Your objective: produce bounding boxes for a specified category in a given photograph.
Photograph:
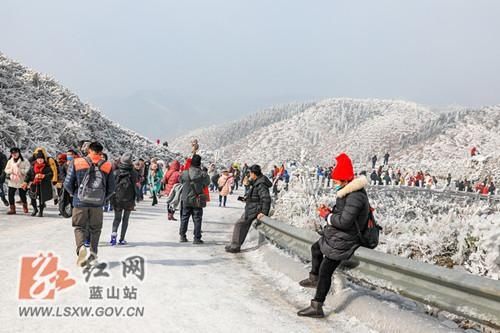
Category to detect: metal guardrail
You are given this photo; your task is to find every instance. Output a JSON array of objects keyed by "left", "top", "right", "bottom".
[
  {"left": 370, "top": 185, "right": 500, "bottom": 202},
  {"left": 300, "top": 175, "right": 500, "bottom": 202},
  {"left": 256, "top": 216, "right": 500, "bottom": 329}
]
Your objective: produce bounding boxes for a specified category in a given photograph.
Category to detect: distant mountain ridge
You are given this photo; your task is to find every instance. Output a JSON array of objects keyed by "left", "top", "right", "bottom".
[{"left": 173, "top": 97, "right": 500, "bottom": 180}]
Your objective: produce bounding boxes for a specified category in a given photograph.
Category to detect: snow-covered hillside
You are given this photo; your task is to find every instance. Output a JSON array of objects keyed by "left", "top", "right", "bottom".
[
  {"left": 174, "top": 98, "right": 500, "bottom": 181},
  {"left": 170, "top": 102, "right": 314, "bottom": 155},
  {"left": 0, "top": 52, "right": 176, "bottom": 159}
]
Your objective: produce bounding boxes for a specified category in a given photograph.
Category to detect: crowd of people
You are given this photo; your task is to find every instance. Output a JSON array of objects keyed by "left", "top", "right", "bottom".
[
  {"left": 0, "top": 139, "right": 274, "bottom": 263},
  {"left": 311, "top": 152, "right": 497, "bottom": 196},
  {"left": 1, "top": 141, "right": 383, "bottom": 319}
]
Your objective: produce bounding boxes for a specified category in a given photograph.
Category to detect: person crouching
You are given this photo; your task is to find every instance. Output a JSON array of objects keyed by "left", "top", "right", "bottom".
[{"left": 297, "top": 153, "right": 369, "bottom": 318}]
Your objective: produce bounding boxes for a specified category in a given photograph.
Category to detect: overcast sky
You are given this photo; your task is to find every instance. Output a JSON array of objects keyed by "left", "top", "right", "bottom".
[{"left": 2, "top": 0, "right": 499, "bottom": 139}]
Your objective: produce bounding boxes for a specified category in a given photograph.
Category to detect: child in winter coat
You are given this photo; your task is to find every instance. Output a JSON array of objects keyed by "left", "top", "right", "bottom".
[{"left": 218, "top": 170, "right": 234, "bottom": 207}]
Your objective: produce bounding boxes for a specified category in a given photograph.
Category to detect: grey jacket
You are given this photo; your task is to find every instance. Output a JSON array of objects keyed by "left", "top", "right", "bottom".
[{"left": 180, "top": 167, "right": 210, "bottom": 208}]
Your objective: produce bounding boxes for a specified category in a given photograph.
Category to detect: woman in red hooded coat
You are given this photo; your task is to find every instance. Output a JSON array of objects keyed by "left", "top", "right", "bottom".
[
  {"left": 163, "top": 160, "right": 181, "bottom": 196},
  {"left": 163, "top": 160, "right": 181, "bottom": 220}
]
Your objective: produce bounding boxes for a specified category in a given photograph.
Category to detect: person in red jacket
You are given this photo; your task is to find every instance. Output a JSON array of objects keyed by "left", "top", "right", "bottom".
[{"left": 163, "top": 160, "right": 181, "bottom": 220}]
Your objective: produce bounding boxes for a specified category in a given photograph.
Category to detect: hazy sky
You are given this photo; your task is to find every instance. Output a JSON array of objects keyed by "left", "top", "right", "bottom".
[{"left": 2, "top": 0, "right": 500, "bottom": 139}]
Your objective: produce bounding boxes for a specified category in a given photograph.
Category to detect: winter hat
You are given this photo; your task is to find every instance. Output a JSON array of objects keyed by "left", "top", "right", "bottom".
[
  {"left": 120, "top": 153, "right": 133, "bottom": 166},
  {"left": 191, "top": 154, "right": 202, "bottom": 167},
  {"left": 331, "top": 153, "right": 354, "bottom": 181},
  {"left": 35, "top": 151, "right": 45, "bottom": 160},
  {"left": 57, "top": 153, "right": 67, "bottom": 163}
]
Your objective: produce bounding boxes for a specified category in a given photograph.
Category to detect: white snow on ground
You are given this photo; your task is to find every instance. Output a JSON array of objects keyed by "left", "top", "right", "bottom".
[
  {"left": 271, "top": 175, "right": 500, "bottom": 280},
  {"left": 0, "top": 191, "right": 469, "bottom": 333}
]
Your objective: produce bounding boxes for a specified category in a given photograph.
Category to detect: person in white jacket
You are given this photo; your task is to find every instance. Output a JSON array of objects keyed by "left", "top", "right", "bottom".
[{"left": 4, "top": 147, "right": 31, "bottom": 215}]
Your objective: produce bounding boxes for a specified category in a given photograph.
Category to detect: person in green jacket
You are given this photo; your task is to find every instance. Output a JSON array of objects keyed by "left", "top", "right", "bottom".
[{"left": 148, "top": 161, "right": 164, "bottom": 206}]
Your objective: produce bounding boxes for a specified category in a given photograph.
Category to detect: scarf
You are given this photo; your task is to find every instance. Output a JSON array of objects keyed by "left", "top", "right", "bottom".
[
  {"left": 10, "top": 158, "right": 22, "bottom": 183},
  {"left": 33, "top": 162, "right": 46, "bottom": 185}
]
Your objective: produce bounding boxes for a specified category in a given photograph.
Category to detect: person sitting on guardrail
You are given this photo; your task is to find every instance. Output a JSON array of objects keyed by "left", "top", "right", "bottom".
[
  {"left": 297, "top": 153, "right": 369, "bottom": 318},
  {"left": 225, "top": 164, "right": 272, "bottom": 253}
]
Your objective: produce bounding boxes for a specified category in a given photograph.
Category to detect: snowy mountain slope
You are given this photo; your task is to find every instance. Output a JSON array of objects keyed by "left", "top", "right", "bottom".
[
  {"left": 176, "top": 97, "right": 500, "bottom": 181},
  {"left": 0, "top": 52, "right": 176, "bottom": 159},
  {"left": 395, "top": 105, "right": 500, "bottom": 181},
  {"left": 169, "top": 102, "right": 314, "bottom": 154}
]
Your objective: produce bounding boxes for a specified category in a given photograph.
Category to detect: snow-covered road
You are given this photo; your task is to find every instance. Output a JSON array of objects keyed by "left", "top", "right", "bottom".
[{"left": 0, "top": 193, "right": 463, "bottom": 333}]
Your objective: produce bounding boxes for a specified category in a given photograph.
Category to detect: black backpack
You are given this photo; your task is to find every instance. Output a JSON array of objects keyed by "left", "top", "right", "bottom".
[
  {"left": 355, "top": 204, "right": 382, "bottom": 249},
  {"left": 78, "top": 157, "right": 107, "bottom": 205},
  {"left": 114, "top": 173, "right": 135, "bottom": 204}
]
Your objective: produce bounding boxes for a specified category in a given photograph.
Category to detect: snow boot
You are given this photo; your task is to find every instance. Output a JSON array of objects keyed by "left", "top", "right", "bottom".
[
  {"left": 38, "top": 206, "right": 44, "bottom": 217},
  {"left": 179, "top": 235, "right": 188, "bottom": 243},
  {"left": 225, "top": 245, "right": 241, "bottom": 253},
  {"left": 168, "top": 212, "right": 177, "bottom": 221},
  {"left": 31, "top": 205, "right": 38, "bottom": 217},
  {"left": 297, "top": 300, "right": 325, "bottom": 318},
  {"left": 110, "top": 233, "right": 117, "bottom": 246},
  {"left": 22, "top": 203, "right": 29, "bottom": 214},
  {"left": 299, "top": 273, "right": 319, "bottom": 288},
  {"left": 77, "top": 246, "right": 88, "bottom": 267},
  {"left": 7, "top": 204, "right": 16, "bottom": 215}
]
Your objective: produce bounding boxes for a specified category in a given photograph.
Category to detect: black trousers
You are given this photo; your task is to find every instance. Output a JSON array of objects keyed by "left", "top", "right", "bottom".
[
  {"left": 112, "top": 208, "right": 131, "bottom": 241},
  {"left": 219, "top": 195, "right": 227, "bottom": 206},
  {"left": 310, "top": 241, "right": 341, "bottom": 303},
  {"left": 8, "top": 187, "right": 27, "bottom": 205},
  {"left": 179, "top": 204, "right": 203, "bottom": 240}
]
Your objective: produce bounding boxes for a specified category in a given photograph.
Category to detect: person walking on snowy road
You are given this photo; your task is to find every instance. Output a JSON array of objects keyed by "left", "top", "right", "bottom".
[
  {"left": 225, "top": 164, "right": 272, "bottom": 253},
  {"left": 179, "top": 154, "right": 210, "bottom": 244},
  {"left": 110, "top": 153, "right": 138, "bottom": 246},
  {"left": 371, "top": 155, "right": 377, "bottom": 169},
  {"left": 22, "top": 150, "right": 53, "bottom": 217},
  {"left": 162, "top": 160, "right": 181, "bottom": 220},
  {"left": 64, "top": 141, "right": 115, "bottom": 267},
  {"left": 383, "top": 152, "right": 390, "bottom": 165},
  {"left": 148, "top": 161, "right": 163, "bottom": 206},
  {"left": 0, "top": 150, "right": 9, "bottom": 207},
  {"left": 5, "top": 148, "right": 30, "bottom": 215},
  {"left": 217, "top": 169, "right": 233, "bottom": 207},
  {"left": 297, "top": 153, "right": 369, "bottom": 318}
]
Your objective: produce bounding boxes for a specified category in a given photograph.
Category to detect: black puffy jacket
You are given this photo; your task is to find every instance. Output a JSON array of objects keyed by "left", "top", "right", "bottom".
[
  {"left": 0, "top": 152, "right": 7, "bottom": 184},
  {"left": 319, "top": 176, "right": 370, "bottom": 261},
  {"left": 244, "top": 175, "right": 272, "bottom": 221}
]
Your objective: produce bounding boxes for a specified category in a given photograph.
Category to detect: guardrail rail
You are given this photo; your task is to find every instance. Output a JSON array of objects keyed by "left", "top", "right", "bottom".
[{"left": 256, "top": 216, "right": 500, "bottom": 329}]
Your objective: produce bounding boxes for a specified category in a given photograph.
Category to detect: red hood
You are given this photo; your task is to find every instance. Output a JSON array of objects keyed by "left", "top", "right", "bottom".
[{"left": 170, "top": 160, "right": 180, "bottom": 172}]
